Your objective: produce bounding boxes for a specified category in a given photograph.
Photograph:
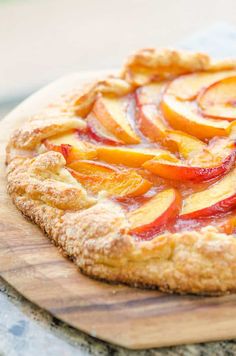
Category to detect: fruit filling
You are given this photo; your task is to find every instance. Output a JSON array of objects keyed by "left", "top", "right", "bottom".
[{"left": 44, "top": 69, "right": 236, "bottom": 239}]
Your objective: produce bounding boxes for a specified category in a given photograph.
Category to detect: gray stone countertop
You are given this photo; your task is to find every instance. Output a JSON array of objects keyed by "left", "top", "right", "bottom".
[{"left": 2, "top": 276, "right": 236, "bottom": 356}]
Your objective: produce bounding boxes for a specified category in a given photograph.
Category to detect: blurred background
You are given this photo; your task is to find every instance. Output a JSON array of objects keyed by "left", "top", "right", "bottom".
[{"left": 1, "top": 0, "right": 236, "bottom": 118}]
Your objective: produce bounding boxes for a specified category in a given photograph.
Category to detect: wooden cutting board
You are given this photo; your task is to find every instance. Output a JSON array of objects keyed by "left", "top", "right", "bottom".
[{"left": 1, "top": 71, "right": 236, "bottom": 350}]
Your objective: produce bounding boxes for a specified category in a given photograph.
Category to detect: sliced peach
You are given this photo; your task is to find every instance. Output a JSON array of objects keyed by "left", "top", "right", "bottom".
[
  {"left": 161, "top": 94, "right": 229, "bottom": 139},
  {"left": 68, "top": 159, "right": 119, "bottom": 175},
  {"left": 44, "top": 131, "right": 97, "bottom": 164},
  {"left": 136, "top": 104, "right": 167, "bottom": 142},
  {"left": 206, "top": 134, "right": 236, "bottom": 159},
  {"left": 70, "top": 169, "right": 152, "bottom": 198},
  {"left": 198, "top": 76, "right": 236, "bottom": 120},
  {"left": 167, "top": 70, "right": 236, "bottom": 101},
  {"left": 166, "top": 130, "right": 206, "bottom": 159},
  {"left": 143, "top": 151, "right": 235, "bottom": 182},
  {"left": 180, "top": 167, "right": 236, "bottom": 219},
  {"left": 128, "top": 189, "right": 181, "bottom": 239},
  {"left": 92, "top": 95, "right": 140, "bottom": 144},
  {"left": 86, "top": 113, "right": 124, "bottom": 145},
  {"left": 135, "top": 82, "right": 170, "bottom": 142},
  {"left": 97, "top": 146, "right": 175, "bottom": 168}
]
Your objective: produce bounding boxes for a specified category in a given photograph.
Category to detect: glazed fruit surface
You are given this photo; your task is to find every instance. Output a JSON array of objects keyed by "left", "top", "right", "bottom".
[{"left": 44, "top": 71, "right": 236, "bottom": 239}]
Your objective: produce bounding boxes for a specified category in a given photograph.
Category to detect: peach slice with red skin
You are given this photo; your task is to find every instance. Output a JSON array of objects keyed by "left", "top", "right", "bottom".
[
  {"left": 166, "top": 130, "right": 206, "bottom": 159},
  {"left": 92, "top": 95, "right": 140, "bottom": 144},
  {"left": 161, "top": 94, "right": 229, "bottom": 139},
  {"left": 70, "top": 168, "right": 152, "bottom": 198},
  {"left": 180, "top": 167, "right": 236, "bottom": 219},
  {"left": 143, "top": 151, "right": 235, "bottom": 182},
  {"left": 198, "top": 76, "right": 236, "bottom": 120},
  {"left": 135, "top": 82, "right": 170, "bottom": 143},
  {"left": 97, "top": 146, "right": 175, "bottom": 168},
  {"left": 167, "top": 70, "right": 236, "bottom": 101},
  {"left": 44, "top": 131, "right": 97, "bottom": 164},
  {"left": 128, "top": 189, "right": 181, "bottom": 239},
  {"left": 86, "top": 114, "right": 124, "bottom": 146},
  {"left": 136, "top": 104, "right": 167, "bottom": 142}
]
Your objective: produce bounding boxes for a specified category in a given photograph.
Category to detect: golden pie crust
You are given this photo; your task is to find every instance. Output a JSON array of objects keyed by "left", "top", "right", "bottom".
[{"left": 6, "top": 49, "right": 236, "bottom": 295}]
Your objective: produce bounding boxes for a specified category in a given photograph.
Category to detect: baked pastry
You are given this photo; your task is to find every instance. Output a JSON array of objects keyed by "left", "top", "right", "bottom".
[{"left": 6, "top": 48, "right": 236, "bottom": 295}]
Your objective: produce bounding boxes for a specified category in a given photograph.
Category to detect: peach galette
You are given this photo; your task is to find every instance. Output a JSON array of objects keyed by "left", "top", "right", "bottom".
[{"left": 6, "top": 49, "right": 236, "bottom": 294}]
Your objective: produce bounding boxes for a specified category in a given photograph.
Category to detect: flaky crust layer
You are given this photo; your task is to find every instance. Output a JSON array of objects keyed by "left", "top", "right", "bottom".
[{"left": 6, "top": 48, "right": 236, "bottom": 295}]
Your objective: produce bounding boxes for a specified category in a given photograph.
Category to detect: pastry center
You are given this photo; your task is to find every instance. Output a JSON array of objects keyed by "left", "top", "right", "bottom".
[{"left": 44, "top": 71, "right": 236, "bottom": 239}]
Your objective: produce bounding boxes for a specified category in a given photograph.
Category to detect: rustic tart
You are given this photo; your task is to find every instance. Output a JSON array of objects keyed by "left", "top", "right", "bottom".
[{"left": 6, "top": 49, "right": 236, "bottom": 295}]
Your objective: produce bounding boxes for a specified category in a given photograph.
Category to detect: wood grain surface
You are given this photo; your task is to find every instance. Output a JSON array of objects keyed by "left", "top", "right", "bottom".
[{"left": 1, "top": 71, "right": 236, "bottom": 350}]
